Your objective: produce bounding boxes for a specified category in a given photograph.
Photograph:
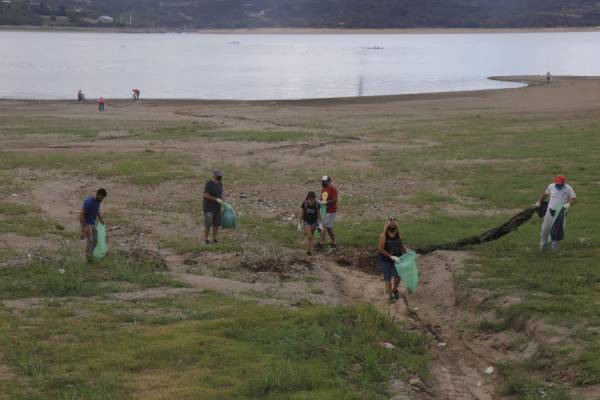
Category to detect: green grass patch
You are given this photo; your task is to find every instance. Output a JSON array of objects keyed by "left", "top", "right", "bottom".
[
  {"left": 410, "top": 192, "right": 455, "bottom": 205},
  {"left": 134, "top": 125, "right": 330, "bottom": 142},
  {"left": 0, "top": 125, "right": 99, "bottom": 138},
  {"left": 0, "top": 202, "right": 38, "bottom": 216},
  {"left": 96, "top": 152, "right": 196, "bottom": 185},
  {"left": 0, "top": 202, "right": 62, "bottom": 237},
  {"left": 0, "top": 151, "right": 198, "bottom": 186},
  {"left": 0, "top": 293, "right": 428, "bottom": 399},
  {"left": 0, "top": 251, "right": 181, "bottom": 300},
  {"left": 499, "top": 367, "right": 572, "bottom": 400}
]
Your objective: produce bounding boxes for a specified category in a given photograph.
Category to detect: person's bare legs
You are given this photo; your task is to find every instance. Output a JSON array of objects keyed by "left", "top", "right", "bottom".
[
  {"left": 84, "top": 225, "right": 97, "bottom": 262},
  {"left": 204, "top": 224, "right": 211, "bottom": 243},
  {"left": 326, "top": 228, "right": 336, "bottom": 247},
  {"left": 392, "top": 276, "right": 400, "bottom": 293},
  {"left": 385, "top": 280, "right": 392, "bottom": 296},
  {"left": 212, "top": 226, "right": 219, "bottom": 242},
  {"left": 305, "top": 225, "right": 314, "bottom": 254}
]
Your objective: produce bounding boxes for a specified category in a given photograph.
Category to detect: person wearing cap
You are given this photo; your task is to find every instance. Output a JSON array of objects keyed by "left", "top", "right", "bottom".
[
  {"left": 536, "top": 175, "right": 576, "bottom": 252},
  {"left": 318, "top": 175, "right": 338, "bottom": 250},
  {"left": 203, "top": 170, "right": 224, "bottom": 245},
  {"left": 378, "top": 218, "right": 408, "bottom": 303}
]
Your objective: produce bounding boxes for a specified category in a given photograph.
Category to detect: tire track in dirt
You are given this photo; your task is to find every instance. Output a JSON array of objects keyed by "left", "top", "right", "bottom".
[{"left": 324, "top": 251, "right": 501, "bottom": 400}]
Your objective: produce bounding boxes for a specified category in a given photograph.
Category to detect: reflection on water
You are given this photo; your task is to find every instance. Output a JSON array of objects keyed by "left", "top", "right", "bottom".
[
  {"left": 357, "top": 75, "right": 365, "bottom": 97},
  {"left": 1, "top": 31, "right": 599, "bottom": 100}
]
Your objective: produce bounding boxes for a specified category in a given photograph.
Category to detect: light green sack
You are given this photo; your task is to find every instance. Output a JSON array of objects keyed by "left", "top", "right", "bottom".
[
  {"left": 221, "top": 202, "right": 237, "bottom": 229},
  {"left": 318, "top": 204, "right": 327, "bottom": 238},
  {"left": 394, "top": 251, "right": 419, "bottom": 294},
  {"left": 93, "top": 223, "right": 107, "bottom": 259}
]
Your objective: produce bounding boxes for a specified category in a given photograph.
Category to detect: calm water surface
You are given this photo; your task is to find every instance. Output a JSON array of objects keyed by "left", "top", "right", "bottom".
[{"left": 1, "top": 31, "right": 600, "bottom": 100}]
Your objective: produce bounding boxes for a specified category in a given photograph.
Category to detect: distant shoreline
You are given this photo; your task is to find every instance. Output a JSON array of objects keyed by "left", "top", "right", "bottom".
[
  {"left": 2, "top": 25, "right": 600, "bottom": 34},
  {"left": 4, "top": 76, "right": 593, "bottom": 104}
]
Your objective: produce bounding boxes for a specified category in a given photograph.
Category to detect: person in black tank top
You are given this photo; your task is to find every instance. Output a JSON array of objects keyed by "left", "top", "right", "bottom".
[
  {"left": 299, "top": 191, "right": 322, "bottom": 256},
  {"left": 378, "top": 218, "right": 408, "bottom": 303}
]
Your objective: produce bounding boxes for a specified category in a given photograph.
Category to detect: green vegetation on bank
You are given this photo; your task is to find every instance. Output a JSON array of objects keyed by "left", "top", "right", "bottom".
[
  {"left": 0, "top": 250, "right": 180, "bottom": 299},
  {"left": 2, "top": 0, "right": 600, "bottom": 29},
  {"left": 0, "top": 293, "right": 428, "bottom": 399},
  {"left": 1, "top": 101, "right": 599, "bottom": 399}
]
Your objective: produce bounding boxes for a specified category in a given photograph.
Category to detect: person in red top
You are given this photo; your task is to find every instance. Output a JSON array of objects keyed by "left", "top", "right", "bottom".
[{"left": 318, "top": 175, "right": 338, "bottom": 250}]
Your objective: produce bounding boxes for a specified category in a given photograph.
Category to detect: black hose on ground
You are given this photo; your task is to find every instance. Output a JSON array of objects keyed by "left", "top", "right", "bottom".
[{"left": 415, "top": 206, "right": 541, "bottom": 255}]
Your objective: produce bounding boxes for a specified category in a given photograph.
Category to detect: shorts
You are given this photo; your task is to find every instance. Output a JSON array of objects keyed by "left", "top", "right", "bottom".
[
  {"left": 323, "top": 213, "right": 336, "bottom": 229},
  {"left": 378, "top": 254, "right": 400, "bottom": 282},
  {"left": 204, "top": 211, "right": 221, "bottom": 228},
  {"left": 303, "top": 221, "right": 319, "bottom": 232}
]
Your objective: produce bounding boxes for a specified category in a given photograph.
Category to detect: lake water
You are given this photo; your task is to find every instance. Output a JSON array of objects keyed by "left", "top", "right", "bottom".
[{"left": 1, "top": 31, "right": 600, "bottom": 100}]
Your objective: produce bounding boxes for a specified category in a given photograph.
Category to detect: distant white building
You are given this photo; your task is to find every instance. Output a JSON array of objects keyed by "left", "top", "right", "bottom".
[{"left": 97, "top": 15, "right": 114, "bottom": 23}]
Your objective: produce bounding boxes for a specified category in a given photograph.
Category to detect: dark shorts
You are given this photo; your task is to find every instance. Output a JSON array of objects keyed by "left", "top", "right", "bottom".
[
  {"left": 378, "top": 254, "right": 400, "bottom": 282},
  {"left": 303, "top": 220, "right": 319, "bottom": 232},
  {"left": 204, "top": 211, "right": 221, "bottom": 228}
]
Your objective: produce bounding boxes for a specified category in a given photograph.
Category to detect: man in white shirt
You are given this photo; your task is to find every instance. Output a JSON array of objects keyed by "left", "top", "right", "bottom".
[{"left": 536, "top": 175, "right": 576, "bottom": 251}]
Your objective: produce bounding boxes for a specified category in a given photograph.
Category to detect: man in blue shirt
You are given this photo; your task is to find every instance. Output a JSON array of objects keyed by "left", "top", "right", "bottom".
[{"left": 80, "top": 188, "right": 107, "bottom": 262}]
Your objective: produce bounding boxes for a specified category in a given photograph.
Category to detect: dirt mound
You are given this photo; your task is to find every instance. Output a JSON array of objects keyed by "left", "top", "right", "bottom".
[
  {"left": 126, "top": 248, "right": 168, "bottom": 270},
  {"left": 239, "top": 253, "right": 313, "bottom": 273},
  {"left": 335, "top": 248, "right": 379, "bottom": 275}
]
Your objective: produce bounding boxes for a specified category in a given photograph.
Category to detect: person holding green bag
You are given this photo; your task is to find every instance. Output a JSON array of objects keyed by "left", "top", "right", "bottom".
[
  {"left": 536, "top": 175, "right": 576, "bottom": 252},
  {"left": 318, "top": 175, "right": 338, "bottom": 251},
  {"left": 80, "top": 188, "right": 107, "bottom": 263},
  {"left": 203, "top": 170, "right": 224, "bottom": 245},
  {"left": 378, "top": 218, "right": 408, "bottom": 304}
]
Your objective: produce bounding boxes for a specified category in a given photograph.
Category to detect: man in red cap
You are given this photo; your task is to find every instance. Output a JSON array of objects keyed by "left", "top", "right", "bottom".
[{"left": 536, "top": 175, "right": 576, "bottom": 251}]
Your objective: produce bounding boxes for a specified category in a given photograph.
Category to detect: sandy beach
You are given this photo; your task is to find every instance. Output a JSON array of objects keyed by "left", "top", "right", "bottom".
[{"left": 2, "top": 75, "right": 599, "bottom": 121}]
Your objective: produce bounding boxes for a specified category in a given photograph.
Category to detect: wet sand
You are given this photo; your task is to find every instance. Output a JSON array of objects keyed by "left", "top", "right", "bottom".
[{"left": 1, "top": 76, "right": 599, "bottom": 122}]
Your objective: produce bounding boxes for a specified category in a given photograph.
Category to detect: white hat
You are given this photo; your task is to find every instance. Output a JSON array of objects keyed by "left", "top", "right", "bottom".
[{"left": 321, "top": 175, "right": 330, "bottom": 182}]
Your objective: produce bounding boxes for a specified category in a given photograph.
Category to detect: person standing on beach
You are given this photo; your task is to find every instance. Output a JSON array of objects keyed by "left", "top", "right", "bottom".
[
  {"left": 546, "top": 72, "right": 552, "bottom": 83},
  {"left": 132, "top": 88, "right": 140, "bottom": 100},
  {"left": 299, "top": 191, "right": 321, "bottom": 256},
  {"left": 98, "top": 96, "right": 105, "bottom": 112},
  {"left": 77, "top": 89, "right": 84, "bottom": 104},
  {"left": 536, "top": 175, "right": 576, "bottom": 252},
  {"left": 318, "top": 175, "right": 338, "bottom": 251},
  {"left": 378, "top": 218, "right": 408, "bottom": 303},
  {"left": 80, "top": 189, "right": 107, "bottom": 262},
  {"left": 203, "top": 170, "right": 224, "bottom": 245}
]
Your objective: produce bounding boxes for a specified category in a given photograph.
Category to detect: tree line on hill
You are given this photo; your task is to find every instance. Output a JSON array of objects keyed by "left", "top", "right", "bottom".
[{"left": 2, "top": 0, "right": 600, "bottom": 29}]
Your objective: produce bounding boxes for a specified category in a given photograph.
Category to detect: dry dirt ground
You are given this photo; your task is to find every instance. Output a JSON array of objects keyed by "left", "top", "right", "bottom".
[{"left": 1, "top": 76, "right": 600, "bottom": 399}]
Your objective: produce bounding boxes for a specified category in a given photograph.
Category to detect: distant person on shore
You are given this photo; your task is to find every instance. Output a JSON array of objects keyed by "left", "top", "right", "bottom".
[
  {"left": 203, "top": 170, "right": 224, "bottom": 245},
  {"left": 98, "top": 96, "right": 105, "bottom": 112},
  {"left": 77, "top": 89, "right": 84, "bottom": 104},
  {"left": 546, "top": 72, "right": 552, "bottom": 83},
  {"left": 80, "top": 188, "right": 107, "bottom": 263},
  {"left": 536, "top": 175, "right": 576, "bottom": 252},
  {"left": 378, "top": 218, "right": 408, "bottom": 303},
  {"left": 132, "top": 88, "right": 140, "bottom": 100},
  {"left": 299, "top": 191, "right": 322, "bottom": 256},
  {"left": 318, "top": 175, "right": 338, "bottom": 251}
]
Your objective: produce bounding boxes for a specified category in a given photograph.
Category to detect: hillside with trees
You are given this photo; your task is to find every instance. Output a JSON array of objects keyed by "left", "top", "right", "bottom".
[{"left": 2, "top": 0, "right": 600, "bottom": 29}]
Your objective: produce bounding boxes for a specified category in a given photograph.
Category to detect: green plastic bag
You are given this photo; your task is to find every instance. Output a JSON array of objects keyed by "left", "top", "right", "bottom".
[
  {"left": 394, "top": 251, "right": 419, "bottom": 294},
  {"left": 221, "top": 202, "right": 237, "bottom": 229},
  {"left": 318, "top": 204, "right": 327, "bottom": 238},
  {"left": 93, "top": 223, "right": 107, "bottom": 259}
]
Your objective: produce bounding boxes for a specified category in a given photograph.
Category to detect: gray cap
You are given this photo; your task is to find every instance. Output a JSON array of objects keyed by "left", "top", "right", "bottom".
[{"left": 213, "top": 170, "right": 223, "bottom": 177}]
